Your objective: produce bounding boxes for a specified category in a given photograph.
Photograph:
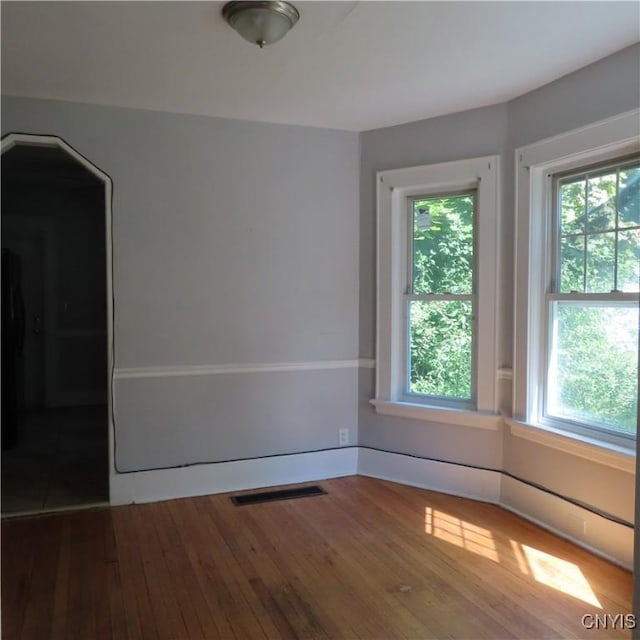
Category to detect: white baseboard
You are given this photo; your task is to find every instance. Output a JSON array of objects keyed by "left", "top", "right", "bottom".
[
  {"left": 110, "top": 447, "right": 358, "bottom": 505},
  {"left": 357, "top": 447, "right": 502, "bottom": 503},
  {"left": 500, "top": 475, "right": 633, "bottom": 569},
  {"left": 109, "top": 446, "right": 632, "bottom": 570}
]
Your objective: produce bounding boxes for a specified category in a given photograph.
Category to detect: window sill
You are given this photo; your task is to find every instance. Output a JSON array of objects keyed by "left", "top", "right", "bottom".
[
  {"left": 370, "top": 400, "right": 502, "bottom": 431},
  {"left": 506, "top": 418, "right": 636, "bottom": 473}
]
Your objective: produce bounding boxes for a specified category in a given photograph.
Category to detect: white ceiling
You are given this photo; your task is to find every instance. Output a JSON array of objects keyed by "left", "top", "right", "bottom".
[{"left": 2, "top": 1, "right": 638, "bottom": 132}]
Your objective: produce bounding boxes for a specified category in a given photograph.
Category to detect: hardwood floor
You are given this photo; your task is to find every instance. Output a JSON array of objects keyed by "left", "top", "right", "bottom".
[{"left": 1, "top": 476, "right": 632, "bottom": 639}]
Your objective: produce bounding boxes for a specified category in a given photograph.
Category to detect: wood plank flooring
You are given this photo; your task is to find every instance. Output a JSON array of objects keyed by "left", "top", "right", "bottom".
[{"left": 1, "top": 475, "right": 633, "bottom": 639}]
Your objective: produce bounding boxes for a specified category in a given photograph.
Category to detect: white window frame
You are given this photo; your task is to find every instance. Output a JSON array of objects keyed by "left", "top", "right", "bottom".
[
  {"left": 513, "top": 109, "right": 640, "bottom": 457},
  {"left": 371, "top": 156, "right": 501, "bottom": 430}
]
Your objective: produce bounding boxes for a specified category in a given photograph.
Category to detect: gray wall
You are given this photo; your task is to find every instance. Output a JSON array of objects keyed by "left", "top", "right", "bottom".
[
  {"left": 2, "top": 98, "right": 360, "bottom": 471},
  {"left": 502, "top": 43, "right": 639, "bottom": 526},
  {"left": 507, "top": 42, "right": 640, "bottom": 398},
  {"left": 508, "top": 43, "right": 640, "bottom": 150},
  {"left": 358, "top": 103, "right": 508, "bottom": 469},
  {"left": 359, "top": 44, "right": 639, "bottom": 521}
]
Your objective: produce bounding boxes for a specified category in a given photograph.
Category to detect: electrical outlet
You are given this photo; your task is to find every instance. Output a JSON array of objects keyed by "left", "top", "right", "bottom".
[{"left": 338, "top": 428, "right": 349, "bottom": 446}]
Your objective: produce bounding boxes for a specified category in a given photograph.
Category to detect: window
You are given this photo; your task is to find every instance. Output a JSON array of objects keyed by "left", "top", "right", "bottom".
[
  {"left": 514, "top": 109, "right": 640, "bottom": 453},
  {"left": 547, "top": 159, "right": 639, "bottom": 439},
  {"left": 407, "top": 191, "right": 475, "bottom": 405},
  {"left": 372, "top": 156, "right": 500, "bottom": 429}
]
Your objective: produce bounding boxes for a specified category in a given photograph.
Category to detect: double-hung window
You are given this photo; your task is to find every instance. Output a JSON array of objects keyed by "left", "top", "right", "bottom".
[
  {"left": 407, "top": 191, "right": 475, "bottom": 406},
  {"left": 514, "top": 110, "right": 640, "bottom": 454},
  {"left": 373, "top": 156, "right": 500, "bottom": 428},
  {"left": 547, "top": 159, "right": 639, "bottom": 441}
]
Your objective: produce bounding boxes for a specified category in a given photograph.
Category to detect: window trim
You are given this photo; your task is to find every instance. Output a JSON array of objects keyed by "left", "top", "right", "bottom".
[
  {"left": 505, "top": 417, "right": 635, "bottom": 473},
  {"left": 372, "top": 155, "right": 500, "bottom": 427},
  {"left": 513, "top": 109, "right": 640, "bottom": 451}
]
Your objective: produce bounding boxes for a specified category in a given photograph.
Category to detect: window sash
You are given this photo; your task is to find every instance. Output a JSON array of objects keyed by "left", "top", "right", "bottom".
[
  {"left": 404, "top": 192, "right": 477, "bottom": 405},
  {"left": 545, "top": 292, "right": 638, "bottom": 303},
  {"left": 552, "top": 158, "right": 640, "bottom": 294},
  {"left": 403, "top": 296, "right": 476, "bottom": 406},
  {"left": 406, "top": 190, "right": 476, "bottom": 297},
  {"left": 542, "top": 293, "right": 638, "bottom": 442}
]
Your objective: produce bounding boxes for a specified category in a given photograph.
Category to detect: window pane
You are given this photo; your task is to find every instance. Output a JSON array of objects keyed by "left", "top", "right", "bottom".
[
  {"left": 587, "top": 173, "right": 616, "bottom": 232},
  {"left": 548, "top": 303, "right": 638, "bottom": 436},
  {"left": 618, "top": 166, "right": 640, "bottom": 228},
  {"left": 559, "top": 178, "right": 585, "bottom": 235},
  {"left": 409, "top": 300, "right": 472, "bottom": 399},
  {"left": 585, "top": 232, "right": 615, "bottom": 292},
  {"left": 559, "top": 235, "right": 584, "bottom": 292},
  {"left": 412, "top": 194, "right": 473, "bottom": 295},
  {"left": 617, "top": 229, "right": 640, "bottom": 292}
]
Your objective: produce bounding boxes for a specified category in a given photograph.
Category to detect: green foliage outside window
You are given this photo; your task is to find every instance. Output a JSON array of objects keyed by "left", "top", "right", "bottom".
[
  {"left": 409, "top": 194, "right": 474, "bottom": 399},
  {"left": 551, "top": 304, "right": 638, "bottom": 434},
  {"left": 410, "top": 300, "right": 473, "bottom": 398},
  {"left": 552, "top": 162, "right": 639, "bottom": 436}
]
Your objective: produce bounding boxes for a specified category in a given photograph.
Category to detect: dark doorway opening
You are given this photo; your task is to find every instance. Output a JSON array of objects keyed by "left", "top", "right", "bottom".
[{"left": 1, "top": 141, "right": 109, "bottom": 513}]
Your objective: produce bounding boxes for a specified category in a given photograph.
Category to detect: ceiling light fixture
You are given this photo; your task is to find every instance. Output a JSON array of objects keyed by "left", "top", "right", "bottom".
[{"left": 222, "top": 1, "right": 299, "bottom": 48}]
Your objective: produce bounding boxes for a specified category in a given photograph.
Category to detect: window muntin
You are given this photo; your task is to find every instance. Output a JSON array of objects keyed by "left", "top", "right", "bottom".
[
  {"left": 545, "top": 158, "right": 639, "bottom": 439},
  {"left": 406, "top": 192, "right": 476, "bottom": 403},
  {"left": 555, "top": 160, "right": 640, "bottom": 294}
]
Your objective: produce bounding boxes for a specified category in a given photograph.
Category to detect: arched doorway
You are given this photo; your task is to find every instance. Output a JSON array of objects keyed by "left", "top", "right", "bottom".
[{"left": 1, "top": 134, "right": 113, "bottom": 513}]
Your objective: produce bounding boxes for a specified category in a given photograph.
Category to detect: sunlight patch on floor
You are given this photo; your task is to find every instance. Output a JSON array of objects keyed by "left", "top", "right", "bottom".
[
  {"left": 510, "top": 539, "right": 529, "bottom": 575},
  {"left": 425, "top": 507, "right": 499, "bottom": 562},
  {"left": 520, "top": 543, "right": 602, "bottom": 608},
  {"left": 423, "top": 506, "right": 602, "bottom": 608}
]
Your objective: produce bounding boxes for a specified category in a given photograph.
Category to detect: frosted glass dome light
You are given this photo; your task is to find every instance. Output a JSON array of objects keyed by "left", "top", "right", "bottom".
[{"left": 223, "top": 1, "right": 300, "bottom": 48}]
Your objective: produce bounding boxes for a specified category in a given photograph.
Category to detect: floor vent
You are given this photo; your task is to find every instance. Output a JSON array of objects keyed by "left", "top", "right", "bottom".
[{"left": 231, "top": 485, "right": 326, "bottom": 506}]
